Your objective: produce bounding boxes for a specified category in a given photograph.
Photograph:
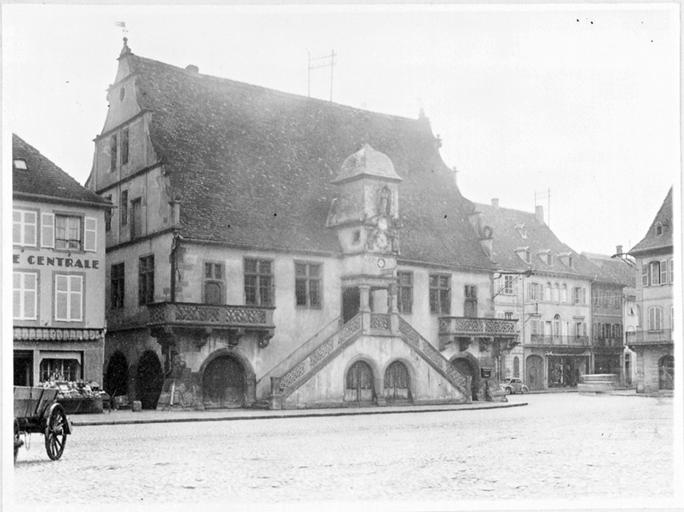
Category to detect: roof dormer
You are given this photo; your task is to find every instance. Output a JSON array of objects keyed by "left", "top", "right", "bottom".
[{"left": 538, "top": 250, "right": 552, "bottom": 266}]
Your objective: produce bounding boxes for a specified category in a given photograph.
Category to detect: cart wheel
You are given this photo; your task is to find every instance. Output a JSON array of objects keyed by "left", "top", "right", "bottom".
[
  {"left": 14, "top": 419, "right": 21, "bottom": 462},
  {"left": 45, "top": 406, "right": 68, "bottom": 461}
]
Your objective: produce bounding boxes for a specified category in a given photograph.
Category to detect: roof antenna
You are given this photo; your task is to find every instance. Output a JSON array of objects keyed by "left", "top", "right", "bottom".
[{"left": 307, "top": 50, "right": 337, "bottom": 102}]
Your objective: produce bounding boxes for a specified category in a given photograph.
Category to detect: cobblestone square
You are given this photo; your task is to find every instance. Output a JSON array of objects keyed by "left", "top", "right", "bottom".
[{"left": 13, "top": 394, "right": 674, "bottom": 506}]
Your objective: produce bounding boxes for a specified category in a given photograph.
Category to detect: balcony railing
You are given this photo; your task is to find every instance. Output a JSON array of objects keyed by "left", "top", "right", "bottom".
[
  {"left": 438, "top": 316, "right": 518, "bottom": 338},
  {"left": 528, "top": 335, "right": 590, "bottom": 347},
  {"left": 592, "top": 337, "right": 623, "bottom": 348},
  {"left": 626, "top": 329, "right": 673, "bottom": 345},
  {"left": 147, "top": 302, "right": 275, "bottom": 330}
]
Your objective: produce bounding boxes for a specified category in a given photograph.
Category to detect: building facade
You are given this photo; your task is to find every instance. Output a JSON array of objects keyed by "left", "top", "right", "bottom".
[
  {"left": 86, "top": 41, "right": 519, "bottom": 410},
  {"left": 627, "top": 188, "right": 674, "bottom": 393},
  {"left": 475, "top": 200, "right": 595, "bottom": 390},
  {"left": 584, "top": 249, "right": 636, "bottom": 385},
  {"left": 13, "top": 134, "right": 108, "bottom": 387}
]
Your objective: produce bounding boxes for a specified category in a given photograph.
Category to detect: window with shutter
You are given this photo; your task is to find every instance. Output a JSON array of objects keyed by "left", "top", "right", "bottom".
[
  {"left": 650, "top": 261, "right": 660, "bottom": 285},
  {"left": 13, "top": 271, "right": 38, "bottom": 320},
  {"left": 41, "top": 212, "right": 55, "bottom": 248},
  {"left": 13, "top": 209, "right": 37, "bottom": 247},
  {"left": 642, "top": 263, "right": 649, "bottom": 286},
  {"left": 669, "top": 259, "right": 674, "bottom": 285},
  {"left": 55, "top": 274, "right": 83, "bottom": 322},
  {"left": 84, "top": 217, "right": 97, "bottom": 252},
  {"left": 660, "top": 260, "right": 668, "bottom": 285}
]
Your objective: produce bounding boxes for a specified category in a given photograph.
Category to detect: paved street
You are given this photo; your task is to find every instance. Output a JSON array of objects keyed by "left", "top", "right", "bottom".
[{"left": 13, "top": 393, "right": 673, "bottom": 505}]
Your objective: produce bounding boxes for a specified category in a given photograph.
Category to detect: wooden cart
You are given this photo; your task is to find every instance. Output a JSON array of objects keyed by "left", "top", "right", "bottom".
[{"left": 14, "top": 386, "right": 72, "bottom": 462}]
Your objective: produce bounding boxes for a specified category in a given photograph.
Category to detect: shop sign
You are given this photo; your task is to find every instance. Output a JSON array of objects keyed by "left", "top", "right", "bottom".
[
  {"left": 13, "top": 253, "right": 100, "bottom": 269},
  {"left": 480, "top": 367, "right": 492, "bottom": 378}
]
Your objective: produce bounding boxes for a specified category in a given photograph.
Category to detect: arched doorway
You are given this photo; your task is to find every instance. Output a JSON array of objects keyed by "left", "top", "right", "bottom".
[
  {"left": 658, "top": 355, "right": 674, "bottom": 390},
  {"left": 136, "top": 351, "right": 164, "bottom": 409},
  {"left": 384, "top": 361, "right": 410, "bottom": 402},
  {"left": 526, "top": 355, "right": 544, "bottom": 391},
  {"left": 104, "top": 351, "right": 129, "bottom": 397},
  {"left": 451, "top": 356, "right": 479, "bottom": 401},
  {"left": 202, "top": 355, "right": 245, "bottom": 408},
  {"left": 345, "top": 360, "right": 375, "bottom": 404}
]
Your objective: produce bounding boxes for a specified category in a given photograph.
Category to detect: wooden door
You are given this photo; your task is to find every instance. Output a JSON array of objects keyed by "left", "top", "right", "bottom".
[
  {"left": 203, "top": 356, "right": 245, "bottom": 408},
  {"left": 342, "top": 287, "right": 360, "bottom": 323},
  {"left": 384, "top": 361, "right": 410, "bottom": 402},
  {"left": 526, "top": 355, "right": 544, "bottom": 391},
  {"left": 659, "top": 356, "right": 674, "bottom": 390},
  {"left": 345, "top": 361, "right": 374, "bottom": 403}
]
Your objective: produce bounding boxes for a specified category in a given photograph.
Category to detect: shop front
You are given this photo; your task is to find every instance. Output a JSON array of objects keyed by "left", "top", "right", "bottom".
[{"left": 546, "top": 354, "right": 590, "bottom": 388}]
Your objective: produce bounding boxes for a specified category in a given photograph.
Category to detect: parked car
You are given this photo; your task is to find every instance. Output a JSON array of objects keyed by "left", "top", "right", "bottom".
[{"left": 501, "top": 378, "right": 528, "bottom": 395}]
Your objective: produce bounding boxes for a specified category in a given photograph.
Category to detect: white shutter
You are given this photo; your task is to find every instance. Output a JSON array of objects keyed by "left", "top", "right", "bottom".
[
  {"left": 41, "top": 212, "right": 55, "bottom": 248},
  {"left": 84, "top": 217, "right": 97, "bottom": 252}
]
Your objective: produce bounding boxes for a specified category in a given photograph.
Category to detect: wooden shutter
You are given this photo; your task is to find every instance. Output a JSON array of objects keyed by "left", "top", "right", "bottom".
[
  {"left": 84, "top": 217, "right": 97, "bottom": 252},
  {"left": 41, "top": 212, "right": 55, "bottom": 248}
]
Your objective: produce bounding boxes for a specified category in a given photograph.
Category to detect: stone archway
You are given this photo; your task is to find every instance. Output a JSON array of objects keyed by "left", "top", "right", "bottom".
[
  {"left": 199, "top": 349, "right": 256, "bottom": 408},
  {"left": 104, "top": 351, "right": 129, "bottom": 397},
  {"left": 383, "top": 360, "right": 411, "bottom": 403},
  {"left": 136, "top": 350, "right": 164, "bottom": 410},
  {"left": 450, "top": 352, "right": 480, "bottom": 401}
]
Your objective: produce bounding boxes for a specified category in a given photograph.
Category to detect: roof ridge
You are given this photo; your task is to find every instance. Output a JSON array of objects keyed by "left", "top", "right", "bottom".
[{"left": 129, "top": 54, "right": 430, "bottom": 128}]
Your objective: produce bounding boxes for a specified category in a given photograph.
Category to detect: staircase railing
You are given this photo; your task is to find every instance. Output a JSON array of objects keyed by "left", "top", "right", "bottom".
[
  {"left": 398, "top": 316, "right": 470, "bottom": 395},
  {"left": 272, "top": 313, "right": 364, "bottom": 405}
]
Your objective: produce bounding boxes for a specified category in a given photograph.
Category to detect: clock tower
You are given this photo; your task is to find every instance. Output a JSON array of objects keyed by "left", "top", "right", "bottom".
[{"left": 327, "top": 144, "right": 402, "bottom": 320}]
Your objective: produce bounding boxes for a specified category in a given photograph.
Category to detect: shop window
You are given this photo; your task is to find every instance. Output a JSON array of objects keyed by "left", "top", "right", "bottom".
[
  {"left": 429, "top": 275, "right": 451, "bottom": 315},
  {"left": 111, "top": 263, "right": 125, "bottom": 309},
  {"left": 55, "top": 215, "right": 82, "bottom": 250},
  {"left": 244, "top": 258, "right": 274, "bottom": 306},
  {"left": 13, "top": 271, "right": 38, "bottom": 320},
  {"left": 55, "top": 274, "right": 83, "bottom": 322},
  {"left": 397, "top": 271, "right": 413, "bottom": 314},
  {"left": 13, "top": 209, "right": 37, "bottom": 247},
  {"left": 138, "top": 255, "right": 155, "bottom": 305},
  {"left": 204, "top": 262, "right": 225, "bottom": 305},
  {"left": 40, "top": 358, "right": 81, "bottom": 382}
]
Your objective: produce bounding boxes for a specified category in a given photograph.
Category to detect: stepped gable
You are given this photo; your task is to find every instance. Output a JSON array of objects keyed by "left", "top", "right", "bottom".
[
  {"left": 13, "top": 134, "right": 108, "bottom": 205},
  {"left": 475, "top": 202, "right": 597, "bottom": 278},
  {"left": 125, "top": 54, "right": 491, "bottom": 270},
  {"left": 583, "top": 253, "right": 637, "bottom": 287},
  {"left": 629, "top": 187, "right": 673, "bottom": 255}
]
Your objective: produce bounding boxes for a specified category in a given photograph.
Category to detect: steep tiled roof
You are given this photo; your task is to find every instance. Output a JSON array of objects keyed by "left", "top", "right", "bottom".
[
  {"left": 582, "top": 253, "right": 636, "bottom": 287},
  {"left": 629, "top": 187, "right": 673, "bottom": 255},
  {"left": 13, "top": 134, "right": 108, "bottom": 206},
  {"left": 475, "top": 202, "right": 597, "bottom": 279},
  {"left": 125, "top": 54, "right": 491, "bottom": 270}
]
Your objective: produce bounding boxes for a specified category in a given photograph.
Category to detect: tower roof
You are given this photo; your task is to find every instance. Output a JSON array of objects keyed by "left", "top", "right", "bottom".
[{"left": 332, "top": 143, "right": 402, "bottom": 184}]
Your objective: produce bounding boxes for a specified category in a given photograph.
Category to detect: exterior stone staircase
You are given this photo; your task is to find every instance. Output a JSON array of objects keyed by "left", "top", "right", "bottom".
[{"left": 268, "top": 312, "right": 471, "bottom": 409}]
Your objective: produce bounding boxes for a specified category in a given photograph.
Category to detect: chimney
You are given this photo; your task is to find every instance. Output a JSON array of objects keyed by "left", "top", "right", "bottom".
[
  {"left": 491, "top": 198, "right": 499, "bottom": 208},
  {"left": 185, "top": 64, "right": 199, "bottom": 73},
  {"left": 535, "top": 205, "right": 545, "bottom": 224},
  {"left": 616, "top": 245, "right": 623, "bottom": 257}
]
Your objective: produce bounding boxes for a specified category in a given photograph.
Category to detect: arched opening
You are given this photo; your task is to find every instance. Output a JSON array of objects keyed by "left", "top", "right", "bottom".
[
  {"left": 136, "top": 350, "right": 164, "bottom": 409},
  {"left": 202, "top": 355, "right": 246, "bottom": 408},
  {"left": 658, "top": 355, "right": 674, "bottom": 390},
  {"left": 384, "top": 360, "right": 411, "bottom": 403},
  {"left": 104, "top": 351, "right": 129, "bottom": 397},
  {"left": 513, "top": 356, "right": 520, "bottom": 378},
  {"left": 451, "top": 354, "right": 480, "bottom": 401},
  {"left": 345, "top": 360, "right": 375, "bottom": 404},
  {"left": 526, "top": 355, "right": 544, "bottom": 391}
]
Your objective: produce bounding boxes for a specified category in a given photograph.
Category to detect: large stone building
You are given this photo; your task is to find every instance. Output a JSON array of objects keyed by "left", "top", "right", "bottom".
[
  {"left": 583, "top": 249, "right": 636, "bottom": 385},
  {"left": 13, "top": 134, "right": 108, "bottom": 386},
  {"left": 627, "top": 188, "right": 674, "bottom": 393},
  {"left": 85, "top": 40, "right": 519, "bottom": 409},
  {"left": 474, "top": 199, "right": 596, "bottom": 390}
]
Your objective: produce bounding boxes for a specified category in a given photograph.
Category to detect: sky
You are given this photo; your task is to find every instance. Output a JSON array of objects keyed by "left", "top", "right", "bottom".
[{"left": 2, "top": 3, "right": 680, "bottom": 256}]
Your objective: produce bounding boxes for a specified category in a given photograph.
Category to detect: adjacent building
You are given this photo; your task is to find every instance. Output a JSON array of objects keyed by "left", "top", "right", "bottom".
[
  {"left": 627, "top": 188, "right": 674, "bottom": 393},
  {"left": 474, "top": 199, "right": 596, "bottom": 390},
  {"left": 12, "top": 134, "right": 109, "bottom": 387},
  {"left": 583, "top": 249, "right": 636, "bottom": 385},
  {"left": 85, "top": 40, "right": 519, "bottom": 410}
]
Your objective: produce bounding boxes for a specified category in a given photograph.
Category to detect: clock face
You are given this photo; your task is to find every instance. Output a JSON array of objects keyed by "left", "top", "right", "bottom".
[
  {"left": 377, "top": 258, "right": 386, "bottom": 269},
  {"left": 375, "top": 231, "right": 389, "bottom": 250}
]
